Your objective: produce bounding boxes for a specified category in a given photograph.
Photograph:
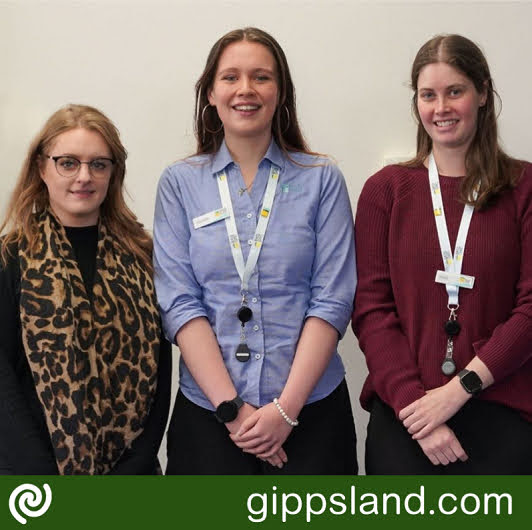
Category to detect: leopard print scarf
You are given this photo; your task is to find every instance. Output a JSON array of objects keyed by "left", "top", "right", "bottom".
[{"left": 19, "top": 210, "right": 160, "bottom": 474}]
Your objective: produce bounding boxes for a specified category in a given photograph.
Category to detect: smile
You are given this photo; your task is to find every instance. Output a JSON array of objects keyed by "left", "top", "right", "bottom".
[
  {"left": 233, "top": 105, "right": 260, "bottom": 111},
  {"left": 435, "top": 120, "right": 458, "bottom": 127}
]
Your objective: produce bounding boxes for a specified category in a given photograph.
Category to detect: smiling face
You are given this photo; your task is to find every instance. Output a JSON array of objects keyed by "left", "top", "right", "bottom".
[
  {"left": 39, "top": 128, "right": 112, "bottom": 226},
  {"left": 416, "top": 62, "right": 487, "bottom": 154},
  {"left": 208, "top": 40, "right": 279, "bottom": 145}
]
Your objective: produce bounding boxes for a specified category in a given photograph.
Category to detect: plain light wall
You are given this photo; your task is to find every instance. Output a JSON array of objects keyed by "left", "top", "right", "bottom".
[{"left": 2, "top": 0, "right": 532, "bottom": 474}]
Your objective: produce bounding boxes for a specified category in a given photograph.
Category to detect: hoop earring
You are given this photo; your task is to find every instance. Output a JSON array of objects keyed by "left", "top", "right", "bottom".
[{"left": 201, "top": 104, "right": 223, "bottom": 135}]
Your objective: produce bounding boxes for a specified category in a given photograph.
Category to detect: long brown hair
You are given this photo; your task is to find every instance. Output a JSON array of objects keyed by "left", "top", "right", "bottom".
[
  {"left": 0, "top": 104, "right": 153, "bottom": 272},
  {"left": 405, "top": 34, "right": 523, "bottom": 209},
  {"left": 194, "top": 27, "right": 312, "bottom": 158}
]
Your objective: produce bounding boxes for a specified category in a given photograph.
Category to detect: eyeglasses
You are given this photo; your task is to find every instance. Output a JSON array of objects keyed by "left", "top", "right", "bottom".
[{"left": 43, "top": 154, "right": 115, "bottom": 179}]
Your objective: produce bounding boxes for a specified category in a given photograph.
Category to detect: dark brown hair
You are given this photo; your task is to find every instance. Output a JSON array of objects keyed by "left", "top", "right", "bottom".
[
  {"left": 194, "top": 27, "right": 312, "bottom": 157},
  {"left": 0, "top": 104, "right": 153, "bottom": 271},
  {"left": 405, "top": 34, "right": 523, "bottom": 209}
]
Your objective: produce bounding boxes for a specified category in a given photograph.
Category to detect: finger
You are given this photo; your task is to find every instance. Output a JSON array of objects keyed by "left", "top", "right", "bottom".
[
  {"left": 257, "top": 443, "right": 281, "bottom": 459},
  {"left": 434, "top": 450, "right": 449, "bottom": 465},
  {"left": 236, "top": 415, "right": 260, "bottom": 437},
  {"left": 277, "top": 447, "right": 288, "bottom": 463},
  {"left": 398, "top": 404, "right": 415, "bottom": 420},
  {"left": 231, "top": 429, "right": 263, "bottom": 444},
  {"left": 424, "top": 450, "right": 439, "bottom": 466},
  {"left": 266, "top": 455, "right": 283, "bottom": 469},
  {"left": 412, "top": 422, "right": 435, "bottom": 439},
  {"left": 450, "top": 437, "right": 468, "bottom": 462},
  {"left": 245, "top": 442, "right": 275, "bottom": 456},
  {"left": 442, "top": 446, "right": 458, "bottom": 463}
]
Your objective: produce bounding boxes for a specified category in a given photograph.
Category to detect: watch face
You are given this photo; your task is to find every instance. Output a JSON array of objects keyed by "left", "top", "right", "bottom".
[
  {"left": 461, "top": 371, "right": 483, "bottom": 394},
  {"left": 216, "top": 401, "right": 238, "bottom": 423}
]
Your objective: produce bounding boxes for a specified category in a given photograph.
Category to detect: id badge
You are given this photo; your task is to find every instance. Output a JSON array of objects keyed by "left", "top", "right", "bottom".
[{"left": 435, "top": 270, "right": 475, "bottom": 289}]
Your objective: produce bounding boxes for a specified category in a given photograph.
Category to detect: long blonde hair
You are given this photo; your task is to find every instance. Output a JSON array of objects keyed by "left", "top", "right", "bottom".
[{"left": 0, "top": 104, "right": 153, "bottom": 272}]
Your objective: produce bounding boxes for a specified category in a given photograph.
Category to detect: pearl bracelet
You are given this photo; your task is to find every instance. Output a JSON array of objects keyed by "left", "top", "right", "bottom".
[{"left": 273, "top": 398, "right": 299, "bottom": 427}]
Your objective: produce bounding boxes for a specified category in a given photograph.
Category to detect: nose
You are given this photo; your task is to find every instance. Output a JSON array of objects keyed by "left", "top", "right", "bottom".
[
  {"left": 435, "top": 95, "right": 450, "bottom": 114},
  {"left": 76, "top": 162, "right": 93, "bottom": 182},
  {"left": 237, "top": 76, "right": 254, "bottom": 96}
]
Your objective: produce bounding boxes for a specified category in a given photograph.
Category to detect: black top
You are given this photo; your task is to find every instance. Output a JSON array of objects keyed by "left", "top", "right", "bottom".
[{"left": 0, "top": 226, "right": 171, "bottom": 474}]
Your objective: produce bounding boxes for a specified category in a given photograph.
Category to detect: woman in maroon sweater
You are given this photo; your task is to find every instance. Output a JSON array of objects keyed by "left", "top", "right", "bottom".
[{"left": 353, "top": 34, "right": 532, "bottom": 474}]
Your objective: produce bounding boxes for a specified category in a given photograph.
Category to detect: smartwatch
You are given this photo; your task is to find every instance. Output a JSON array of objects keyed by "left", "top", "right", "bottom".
[
  {"left": 458, "top": 369, "right": 483, "bottom": 397},
  {"left": 214, "top": 396, "right": 244, "bottom": 423}
]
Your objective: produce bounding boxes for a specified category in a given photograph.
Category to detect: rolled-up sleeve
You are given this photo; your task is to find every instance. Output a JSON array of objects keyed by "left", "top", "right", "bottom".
[
  {"left": 153, "top": 166, "right": 208, "bottom": 343},
  {"left": 305, "top": 163, "right": 356, "bottom": 337}
]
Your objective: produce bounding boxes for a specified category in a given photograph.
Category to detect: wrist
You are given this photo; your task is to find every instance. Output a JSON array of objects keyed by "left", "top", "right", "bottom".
[{"left": 273, "top": 398, "right": 299, "bottom": 427}]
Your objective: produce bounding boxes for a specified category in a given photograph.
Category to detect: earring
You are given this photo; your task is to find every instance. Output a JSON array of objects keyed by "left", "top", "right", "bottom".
[{"left": 201, "top": 104, "right": 223, "bottom": 135}]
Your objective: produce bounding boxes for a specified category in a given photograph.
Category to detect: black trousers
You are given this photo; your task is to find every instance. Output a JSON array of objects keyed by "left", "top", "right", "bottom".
[
  {"left": 366, "top": 396, "right": 532, "bottom": 475},
  {"left": 166, "top": 379, "right": 358, "bottom": 475}
]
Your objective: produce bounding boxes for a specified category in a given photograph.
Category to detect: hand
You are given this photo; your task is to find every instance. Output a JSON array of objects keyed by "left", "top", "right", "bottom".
[
  {"left": 416, "top": 424, "right": 468, "bottom": 465},
  {"left": 399, "top": 378, "right": 470, "bottom": 439},
  {"left": 226, "top": 403, "right": 288, "bottom": 468},
  {"left": 230, "top": 402, "right": 293, "bottom": 462}
]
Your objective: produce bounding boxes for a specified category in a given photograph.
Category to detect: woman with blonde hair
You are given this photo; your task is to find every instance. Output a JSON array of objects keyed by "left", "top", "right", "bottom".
[
  {"left": 0, "top": 104, "right": 171, "bottom": 474},
  {"left": 353, "top": 34, "right": 532, "bottom": 474},
  {"left": 154, "top": 27, "right": 357, "bottom": 474}
]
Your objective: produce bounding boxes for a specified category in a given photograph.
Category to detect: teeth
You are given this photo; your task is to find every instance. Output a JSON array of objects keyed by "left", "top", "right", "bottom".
[
  {"left": 436, "top": 120, "right": 457, "bottom": 127},
  {"left": 234, "top": 105, "right": 259, "bottom": 111}
]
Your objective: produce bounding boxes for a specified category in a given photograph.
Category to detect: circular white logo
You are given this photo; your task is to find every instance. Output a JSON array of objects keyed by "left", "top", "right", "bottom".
[{"left": 8, "top": 483, "right": 52, "bottom": 525}]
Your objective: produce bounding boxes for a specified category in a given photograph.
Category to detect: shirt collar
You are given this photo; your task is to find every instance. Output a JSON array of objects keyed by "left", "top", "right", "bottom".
[{"left": 211, "top": 138, "right": 286, "bottom": 175}]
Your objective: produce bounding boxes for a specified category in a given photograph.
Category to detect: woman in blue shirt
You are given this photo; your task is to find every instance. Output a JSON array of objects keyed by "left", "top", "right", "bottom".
[{"left": 154, "top": 27, "right": 357, "bottom": 474}]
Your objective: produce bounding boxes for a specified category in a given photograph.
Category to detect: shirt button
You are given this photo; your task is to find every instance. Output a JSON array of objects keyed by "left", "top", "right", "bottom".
[
  {"left": 246, "top": 213, "right": 253, "bottom": 219},
  {"left": 248, "top": 239, "right": 253, "bottom": 245},
  {"left": 255, "top": 353, "right": 261, "bottom": 360},
  {"left": 252, "top": 297, "right": 258, "bottom": 303},
  {"left": 253, "top": 325, "right": 259, "bottom": 331}
]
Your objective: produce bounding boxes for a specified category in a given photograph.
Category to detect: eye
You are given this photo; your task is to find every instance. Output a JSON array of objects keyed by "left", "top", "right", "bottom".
[
  {"left": 222, "top": 74, "right": 237, "bottom": 82},
  {"left": 449, "top": 87, "right": 463, "bottom": 97},
  {"left": 58, "top": 157, "right": 79, "bottom": 170},
  {"left": 256, "top": 74, "right": 271, "bottom": 82},
  {"left": 90, "top": 159, "right": 112, "bottom": 172},
  {"left": 419, "top": 91, "right": 434, "bottom": 101}
]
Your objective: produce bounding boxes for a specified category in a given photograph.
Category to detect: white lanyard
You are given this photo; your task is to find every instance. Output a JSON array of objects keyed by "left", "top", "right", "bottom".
[
  {"left": 217, "top": 163, "right": 280, "bottom": 293},
  {"left": 428, "top": 153, "right": 476, "bottom": 307}
]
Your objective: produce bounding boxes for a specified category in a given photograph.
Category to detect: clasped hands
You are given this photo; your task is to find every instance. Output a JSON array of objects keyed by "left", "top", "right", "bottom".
[
  {"left": 398, "top": 379, "right": 471, "bottom": 466},
  {"left": 226, "top": 402, "right": 293, "bottom": 469}
]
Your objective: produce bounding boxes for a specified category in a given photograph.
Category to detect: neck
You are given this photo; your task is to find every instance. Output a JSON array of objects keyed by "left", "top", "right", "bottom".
[
  {"left": 225, "top": 132, "right": 272, "bottom": 186},
  {"left": 430, "top": 144, "right": 468, "bottom": 177}
]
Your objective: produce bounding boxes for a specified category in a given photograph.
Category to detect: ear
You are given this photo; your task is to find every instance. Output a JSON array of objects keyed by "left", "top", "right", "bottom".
[{"left": 207, "top": 89, "right": 215, "bottom": 107}]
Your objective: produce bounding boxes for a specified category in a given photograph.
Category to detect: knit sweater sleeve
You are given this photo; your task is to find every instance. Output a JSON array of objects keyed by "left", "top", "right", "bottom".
[
  {"left": 352, "top": 168, "right": 426, "bottom": 415},
  {"left": 474, "top": 163, "right": 532, "bottom": 380}
]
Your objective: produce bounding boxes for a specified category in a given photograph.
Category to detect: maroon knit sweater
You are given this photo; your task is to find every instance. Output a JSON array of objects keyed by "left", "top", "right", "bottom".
[{"left": 352, "top": 163, "right": 532, "bottom": 422}]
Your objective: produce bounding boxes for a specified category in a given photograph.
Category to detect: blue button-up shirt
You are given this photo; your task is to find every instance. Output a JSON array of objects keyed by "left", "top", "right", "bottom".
[{"left": 153, "top": 140, "right": 356, "bottom": 410}]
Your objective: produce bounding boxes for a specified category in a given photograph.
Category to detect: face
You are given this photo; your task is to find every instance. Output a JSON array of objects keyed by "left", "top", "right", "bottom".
[
  {"left": 416, "top": 62, "right": 487, "bottom": 153},
  {"left": 208, "top": 40, "right": 279, "bottom": 144},
  {"left": 39, "top": 128, "right": 112, "bottom": 227}
]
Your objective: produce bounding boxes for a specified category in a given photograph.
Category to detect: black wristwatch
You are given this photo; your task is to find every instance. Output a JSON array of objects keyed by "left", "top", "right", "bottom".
[
  {"left": 214, "top": 396, "right": 244, "bottom": 423},
  {"left": 458, "top": 369, "right": 483, "bottom": 397}
]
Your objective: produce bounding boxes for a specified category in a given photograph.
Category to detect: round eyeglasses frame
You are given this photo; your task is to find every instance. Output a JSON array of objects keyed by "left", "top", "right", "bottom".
[{"left": 43, "top": 154, "right": 115, "bottom": 179}]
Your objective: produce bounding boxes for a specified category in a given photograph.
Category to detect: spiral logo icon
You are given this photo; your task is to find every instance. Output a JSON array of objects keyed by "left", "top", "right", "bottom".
[{"left": 8, "top": 483, "right": 52, "bottom": 525}]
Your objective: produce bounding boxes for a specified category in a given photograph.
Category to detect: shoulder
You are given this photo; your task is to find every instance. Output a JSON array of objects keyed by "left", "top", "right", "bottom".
[
  {"left": 160, "top": 154, "right": 211, "bottom": 183},
  {"left": 359, "top": 164, "right": 425, "bottom": 207},
  {"left": 0, "top": 236, "right": 20, "bottom": 294},
  {"left": 282, "top": 151, "right": 347, "bottom": 188}
]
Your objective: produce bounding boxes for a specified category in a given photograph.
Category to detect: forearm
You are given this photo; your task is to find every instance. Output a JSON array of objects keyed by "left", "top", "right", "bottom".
[
  {"left": 175, "top": 317, "right": 237, "bottom": 408},
  {"left": 278, "top": 317, "right": 338, "bottom": 420}
]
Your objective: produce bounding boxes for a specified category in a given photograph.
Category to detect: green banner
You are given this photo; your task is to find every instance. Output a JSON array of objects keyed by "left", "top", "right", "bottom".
[{"left": 0, "top": 476, "right": 529, "bottom": 529}]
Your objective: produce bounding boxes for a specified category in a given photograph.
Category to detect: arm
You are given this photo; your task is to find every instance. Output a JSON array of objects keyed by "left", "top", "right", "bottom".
[
  {"left": 108, "top": 336, "right": 172, "bottom": 475},
  {"left": 400, "top": 167, "right": 532, "bottom": 437},
  {"left": 153, "top": 167, "right": 285, "bottom": 467},
  {"left": 352, "top": 175, "right": 426, "bottom": 415},
  {"left": 0, "top": 252, "right": 58, "bottom": 474},
  {"left": 233, "top": 164, "right": 356, "bottom": 457}
]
